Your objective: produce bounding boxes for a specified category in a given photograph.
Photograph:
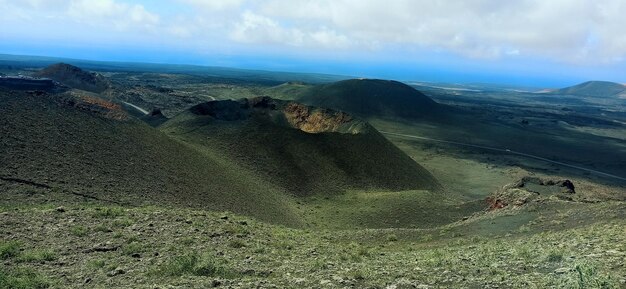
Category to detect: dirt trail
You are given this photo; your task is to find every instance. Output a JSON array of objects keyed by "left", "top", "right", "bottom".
[{"left": 121, "top": 101, "right": 148, "bottom": 115}]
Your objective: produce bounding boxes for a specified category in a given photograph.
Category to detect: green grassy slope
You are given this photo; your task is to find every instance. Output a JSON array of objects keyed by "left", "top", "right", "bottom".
[
  {"left": 298, "top": 79, "right": 443, "bottom": 119},
  {"left": 297, "top": 190, "right": 485, "bottom": 229},
  {"left": 0, "top": 89, "right": 301, "bottom": 226},
  {"left": 160, "top": 97, "right": 442, "bottom": 197}
]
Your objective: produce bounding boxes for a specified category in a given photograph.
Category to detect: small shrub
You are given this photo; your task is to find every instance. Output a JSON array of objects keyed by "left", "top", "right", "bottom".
[
  {"left": 92, "top": 207, "right": 124, "bottom": 219},
  {"left": 126, "top": 235, "right": 140, "bottom": 243},
  {"left": 18, "top": 250, "right": 57, "bottom": 263},
  {"left": 94, "top": 225, "right": 111, "bottom": 233},
  {"left": 516, "top": 246, "right": 535, "bottom": 260},
  {"left": 0, "top": 241, "right": 21, "bottom": 260},
  {"left": 272, "top": 241, "right": 293, "bottom": 250},
  {"left": 39, "top": 251, "right": 56, "bottom": 262},
  {"left": 112, "top": 218, "right": 133, "bottom": 228},
  {"left": 252, "top": 246, "right": 266, "bottom": 254},
  {"left": 574, "top": 263, "right": 616, "bottom": 288},
  {"left": 343, "top": 242, "right": 370, "bottom": 262},
  {"left": 89, "top": 259, "right": 106, "bottom": 269},
  {"left": 386, "top": 234, "right": 398, "bottom": 242},
  {"left": 121, "top": 242, "right": 144, "bottom": 256},
  {"left": 309, "top": 259, "right": 329, "bottom": 272},
  {"left": 70, "top": 226, "right": 88, "bottom": 237},
  {"left": 350, "top": 269, "right": 366, "bottom": 281},
  {"left": 155, "top": 253, "right": 233, "bottom": 277},
  {"left": 546, "top": 251, "right": 563, "bottom": 262},
  {"left": 0, "top": 268, "right": 51, "bottom": 289},
  {"left": 180, "top": 237, "right": 195, "bottom": 246},
  {"left": 228, "top": 240, "right": 246, "bottom": 249},
  {"left": 224, "top": 224, "right": 249, "bottom": 236},
  {"left": 517, "top": 225, "right": 532, "bottom": 233},
  {"left": 421, "top": 234, "right": 434, "bottom": 242},
  {"left": 355, "top": 245, "right": 371, "bottom": 257}
]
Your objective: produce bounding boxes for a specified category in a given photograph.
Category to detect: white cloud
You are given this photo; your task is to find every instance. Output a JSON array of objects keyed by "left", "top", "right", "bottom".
[
  {"left": 310, "top": 29, "right": 350, "bottom": 49},
  {"left": 1, "top": 0, "right": 625, "bottom": 65},
  {"left": 167, "top": 25, "right": 193, "bottom": 38},
  {"left": 67, "top": 0, "right": 159, "bottom": 30},
  {"left": 229, "top": 11, "right": 350, "bottom": 49},
  {"left": 178, "top": 0, "right": 244, "bottom": 11},
  {"left": 237, "top": 0, "right": 626, "bottom": 63}
]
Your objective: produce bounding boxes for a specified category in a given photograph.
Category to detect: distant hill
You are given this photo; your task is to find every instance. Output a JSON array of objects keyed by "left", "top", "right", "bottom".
[
  {"left": 0, "top": 88, "right": 301, "bottom": 225},
  {"left": 297, "top": 79, "right": 442, "bottom": 119},
  {"left": 33, "top": 63, "right": 110, "bottom": 93},
  {"left": 555, "top": 81, "right": 626, "bottom": 98},
  {"left": 160, "top": 97, "right": 442, "bottom": 195}
]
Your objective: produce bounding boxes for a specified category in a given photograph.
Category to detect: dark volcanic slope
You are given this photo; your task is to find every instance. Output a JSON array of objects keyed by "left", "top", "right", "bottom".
[
  {"left": 160, "top": 97, "right": 442, "bottom": 195},
  {"left": 0, "top": 88, "right": 300, "bottom": 225},
  {"left": 34, "top": 63, "right": 110, "bottom": 93},
  {"left": 298, "top": 79, "right": 441, "bottom": 119},
  {"left": 556, "top": 81, "right": 626, "bottom": 98}
]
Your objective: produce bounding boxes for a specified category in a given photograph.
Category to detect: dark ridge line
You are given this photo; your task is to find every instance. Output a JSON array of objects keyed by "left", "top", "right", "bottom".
[
  {"left": 0, "top": 176, "right": 51, "bottom": 188},
  {"left": 0, "top": 176, "right": 125, "bottom": 205}
]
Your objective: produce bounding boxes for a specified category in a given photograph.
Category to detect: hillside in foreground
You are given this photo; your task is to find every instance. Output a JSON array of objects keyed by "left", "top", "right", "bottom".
[{"left": 1, "top": 199, "right": 624, "bottom": 288}]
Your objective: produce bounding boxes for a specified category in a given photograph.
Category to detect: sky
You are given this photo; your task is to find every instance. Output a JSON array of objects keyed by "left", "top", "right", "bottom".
[{"left": 1, "top": 0, "right": 626, "bottom": 87}]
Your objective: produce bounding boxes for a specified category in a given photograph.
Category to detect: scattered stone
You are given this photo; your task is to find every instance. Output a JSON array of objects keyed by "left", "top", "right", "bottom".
[
  {"left": 55, "top": 206, "right": 66, "bottom": 213},
  {"left": 84, "top": 277, "right": 92, "bottom": 284},
  {"left": 487, "top": 177, "right": 579, "bottom": 210},
  {"left": 560, "top": 180, "right": 575, "bottom": 193},
  {"left": 211, "top": 279, "right": 222, "bottom": 287},
  {"left": 106, "top": 268, "right": 126, "bottom": 277},
  {"left": 320, "top": 280, "right": 332, "bottom": 286},
  {"left": 554, "top": 267, "right": 572, "bottom": 274},
  {"left": 239, "top": 221, "right": 248, "bottom": 226},
  {"left": 150, "top": 108, "right": 163, "bottom": 117},
  {"left": 294, "top": 278, "right": 306, "bottom": 285},
  {"left": 220, "top": 215, "right": 228, "bottom": 220},
  {"left": 606, "top": 250, "right": 623, "bottom": 256},
  {"left": 84, "top": 243, "right": 119, "bottom": 253},
  {"left": 131, "top": 253, "right": 141, "bottom": 258}
]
